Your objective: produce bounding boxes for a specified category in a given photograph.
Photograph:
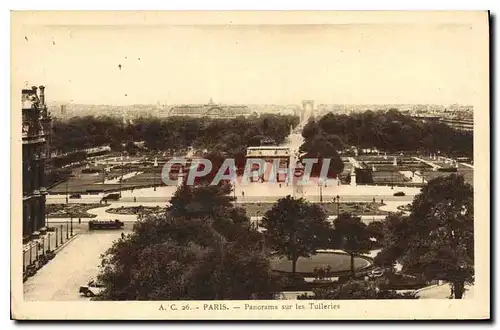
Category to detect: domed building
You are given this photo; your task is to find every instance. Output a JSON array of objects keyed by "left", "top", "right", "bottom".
[{"left": 168, "top": 98, "right": 251, "bottom": 118}]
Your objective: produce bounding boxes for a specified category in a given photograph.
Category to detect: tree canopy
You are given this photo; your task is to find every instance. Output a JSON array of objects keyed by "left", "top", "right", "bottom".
[
  {"left": 375, "top": 174, "right": 474, "bottom": 298},
  {"left": 333, "top": 213, "right": 372, "bottom": 278},
  {"left": 302, "top": 110, "right": 472, "bottom": 157},
  {"left": 51, "top": 114, "right": 299, "bottom": 158},
  {"left": 299, "top": 118, "right": 345, "bottom": 177},
  {"left": 96, "top": 183, "right": 280, "bottom": 300},
  {"left": 261, "top": 196, "right": 332, "bottom": 277}
]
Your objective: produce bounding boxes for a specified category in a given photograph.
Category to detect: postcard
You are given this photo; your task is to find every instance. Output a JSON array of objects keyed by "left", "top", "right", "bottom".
[{"left": 11, "top": 10, "right": 490, "bottom": 320}]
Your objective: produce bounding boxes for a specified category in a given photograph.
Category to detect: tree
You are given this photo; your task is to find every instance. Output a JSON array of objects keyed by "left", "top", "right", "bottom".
[
  {"left": 299, "top": 133, "right": 344, "bottom": 177},
  {"left": 124, "top": 140, "right": 139, "bottom": 155},
  {"left": 373, "top": 213, "right": 413, "bottom": 269},
  {"left": 108, "top": 140, "right": 122, "bottom": 152},
  {"left": 377, "top": 174, "right": 474, "bottom": 299},
  {"left": 96, "top": 184, "right": 281, "bottom": 300},
  {"left": 333, "top": 213, "right": 371, "bottom": 278},
  {"left": 261, "top": 196, "right": 331, "bottom": 277},
  {"left": 406, "top": 174, "right": 474, "bottom": 299},
  {"left": 168, "top": 182, "right": 234, "bottom": 218}
]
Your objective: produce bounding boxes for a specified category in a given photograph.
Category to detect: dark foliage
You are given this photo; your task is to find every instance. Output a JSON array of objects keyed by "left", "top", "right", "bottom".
[
  {"left": 302, "top": 109, "right": 472, "bottom": 157},
  {"left": 375, "top": 174, "right": 474, "bottom": 299},
  {"left": 96, "top": 184, "right": 281, "bottom": 300},
  {"left": 51, "top": 115, "right": 299, "bottom": 160}
]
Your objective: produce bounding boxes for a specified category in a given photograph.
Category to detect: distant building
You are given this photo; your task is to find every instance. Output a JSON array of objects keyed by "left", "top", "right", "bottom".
[
  {"left": 411, "top": 113, "right": 473, "bottom": 132},
  {"left": 411, "top": 114, "right": 441, "bottom": 124},
  {"left": 169, "top": 99, "right": 251, "bottom": 118},
  {"left": 22, "top": 85, "right": 51, "bottom": 240},
  {"left": 439, "top": 118, "right": 474, "bottom": 132}
]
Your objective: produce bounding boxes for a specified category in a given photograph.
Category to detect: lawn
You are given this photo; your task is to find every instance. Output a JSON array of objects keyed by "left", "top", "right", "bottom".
[{"left": 49, "top": 165, "right": 165, "bottom": 194}]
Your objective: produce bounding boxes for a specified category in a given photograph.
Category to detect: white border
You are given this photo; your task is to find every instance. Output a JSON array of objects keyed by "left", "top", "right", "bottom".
[{"left": 4, "top": 1, "right": 497, "bottom": 328}]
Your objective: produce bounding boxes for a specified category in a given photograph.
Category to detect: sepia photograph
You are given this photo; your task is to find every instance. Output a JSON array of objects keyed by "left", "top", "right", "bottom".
[{"left": 10, "top": 10, "right": 490, "bottom": 320}]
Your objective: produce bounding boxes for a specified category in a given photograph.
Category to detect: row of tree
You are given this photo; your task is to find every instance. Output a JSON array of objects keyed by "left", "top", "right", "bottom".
[
  {"left": 51, "top": 114, "right": 299, "bottom": 156},
  {"left": 301, "top": 109, "right": 473, "bottom": 160},
  {"left": 96, "top": 173, "right": 473, "bottom": 300}
]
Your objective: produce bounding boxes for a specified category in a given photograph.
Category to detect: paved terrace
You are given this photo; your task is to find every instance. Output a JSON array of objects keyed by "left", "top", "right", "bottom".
[{"left": 47, "top": 181, "right": 420, "bottom": 204}]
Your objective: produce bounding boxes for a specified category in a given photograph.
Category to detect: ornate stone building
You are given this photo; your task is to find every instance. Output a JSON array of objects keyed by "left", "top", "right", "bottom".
[
  {"left": 22, "top": 85, "right": 51, "bottom": 240},
  {"left": 168, "top": 98, "right": 252, "bottom": 118}
]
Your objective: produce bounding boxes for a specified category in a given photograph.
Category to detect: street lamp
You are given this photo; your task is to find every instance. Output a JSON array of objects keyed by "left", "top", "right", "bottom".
[
  {"left": 60, "top": 225, "right": 63, "bottom": 244},
  {"left": 119, "top": 152, "right": 124, "bottom": 198},
  {"left": 70, "top": 217, "right": 73, "bottom": 236},
  {"left": 336, "top": 195, "right": 340, "bottom": 217},
  {"left": 55, "top": 227, "right": 58, "bottom": 248},
  {"left": 319, "top": 179, "right": 323, "bottom": 203},
  {"left": 65, "top": 180, "right": 69, "bottom": 204},
  {"left": 66, "top": 221, "right": 69, "bottom": 239},
  {"left": 153, "top": 160, "right": 158, "bottom": 192}
]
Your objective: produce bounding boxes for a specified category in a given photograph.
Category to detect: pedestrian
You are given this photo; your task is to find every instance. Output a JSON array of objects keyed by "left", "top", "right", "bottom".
[
  {"left": 242, "top": 191, "right": 245, "bottom": 197},
  {"left": 121, "top": 232, "right": 125, "bottom": 239},
  {"left": 78, "top": 218, "right": 81, "bottom": 224},
  {"left": 134, "top": 197, "right": 137, "bottom": 203},
  {"left": 381, "top": 199, "right": 384, "bottom": 204},
  {"left": 279, "top": 183, "right": 282, "bottom": 188}
]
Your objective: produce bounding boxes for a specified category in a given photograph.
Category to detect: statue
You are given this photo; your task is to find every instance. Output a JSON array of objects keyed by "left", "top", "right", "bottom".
[{"left": 350, "top": 167, "right": 357, "bottom": 187}]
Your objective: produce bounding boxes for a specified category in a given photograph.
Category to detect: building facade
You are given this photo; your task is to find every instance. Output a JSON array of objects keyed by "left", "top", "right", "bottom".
[
  {"left": 301, "top": 100, "right": 314, "bottom": 122},
  {"left": 246, "top": 146, "right": 291, "bottom": 182},
  {"left": 168, "top": 99, "right": 252, "bottom": 118},
  {"left": 22, "top": 86, "right": 51, "bottom": 240}
]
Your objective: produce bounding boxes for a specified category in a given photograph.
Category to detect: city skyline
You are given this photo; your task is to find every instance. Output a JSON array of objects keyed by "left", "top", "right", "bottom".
[{"left": 14, "top": 23, "right": 484, "bottom": 106}]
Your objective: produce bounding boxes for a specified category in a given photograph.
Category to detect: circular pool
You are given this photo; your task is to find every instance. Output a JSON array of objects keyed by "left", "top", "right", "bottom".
[{"left": 270, "top": 251, "right": 373, "bottom": 276}]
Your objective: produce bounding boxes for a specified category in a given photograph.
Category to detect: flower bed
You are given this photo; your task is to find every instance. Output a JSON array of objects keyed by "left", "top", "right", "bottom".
[
  {"left": 105, "top": 205, "right": 165, "bottom": 215},
  {"left": 46, "top": 203, "right": 109, "bottom": 218}
]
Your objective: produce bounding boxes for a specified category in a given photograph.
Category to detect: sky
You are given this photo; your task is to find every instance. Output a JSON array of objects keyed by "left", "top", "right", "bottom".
[{"left": 12, "top": 22, "right": 485, "bottom": 106}]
